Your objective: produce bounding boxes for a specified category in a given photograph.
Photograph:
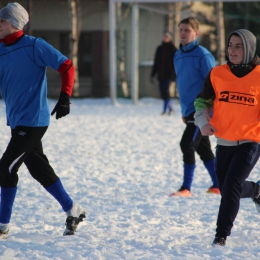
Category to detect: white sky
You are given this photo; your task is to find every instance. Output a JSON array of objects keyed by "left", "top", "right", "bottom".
[{"left": 0, "top": 98, "right": 260, "bottom": 260}]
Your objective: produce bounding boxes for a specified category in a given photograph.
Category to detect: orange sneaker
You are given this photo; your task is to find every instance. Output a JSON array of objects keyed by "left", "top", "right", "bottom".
[
  {"left": 170, "top": 189, "right": 191, "bottom": 197},
  {"left": 206, "top": 186, "right": 220, "bottom": 195}
]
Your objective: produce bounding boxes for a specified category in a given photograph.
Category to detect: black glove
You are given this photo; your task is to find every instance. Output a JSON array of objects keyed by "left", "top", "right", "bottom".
[{"left": 51, "top": 92, "right": 71, "bottom": 119}]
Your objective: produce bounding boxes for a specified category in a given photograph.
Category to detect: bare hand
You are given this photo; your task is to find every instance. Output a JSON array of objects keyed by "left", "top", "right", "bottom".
[
  {"left": 201, "top": 124, "right": 216, "bottom": 136},
  {"left": 182, "top": 116, "right": 186, "bottom": 124}
]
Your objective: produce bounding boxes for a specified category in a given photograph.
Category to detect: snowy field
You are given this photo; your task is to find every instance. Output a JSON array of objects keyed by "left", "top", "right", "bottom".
[{"left": 0, "top": 97, "right": 260, "bottom": 260}]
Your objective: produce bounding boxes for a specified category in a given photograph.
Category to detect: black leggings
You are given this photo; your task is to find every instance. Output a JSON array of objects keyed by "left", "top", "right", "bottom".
[{"left": 0, "top": 126, "right": 58, "bottom": 188}]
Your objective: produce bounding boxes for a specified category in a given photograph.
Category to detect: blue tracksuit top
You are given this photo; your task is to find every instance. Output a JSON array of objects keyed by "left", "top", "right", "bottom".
[
  {"left": 174, "top": 39, "right": 215, "bottom": 117},
  {"left": 0, "top": 35, "right": 67, "bottom": 129}
]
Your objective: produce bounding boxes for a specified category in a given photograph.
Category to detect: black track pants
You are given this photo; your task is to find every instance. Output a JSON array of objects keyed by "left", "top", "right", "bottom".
[
  {"left": 180, "top": 119, "right": 215, "bottom": 165},
  {"left": 0, "top": 126, "right": 58, "bottom": 188},
  {"left": 215, "top": 143, "right": 260, "bottom": 237}
]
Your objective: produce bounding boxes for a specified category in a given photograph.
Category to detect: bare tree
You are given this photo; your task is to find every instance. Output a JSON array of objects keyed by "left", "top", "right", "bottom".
[
  {"left": 166, "top": 3, "right": 182, "bottom": 98},
  {"left": 67, "top": 0, "right": 79, "bottom": 97},
  {"left": 216, "top": 2, "right": 225, "bottom": 64},
  {"left": 173, "top": 3, "right": 182, "bottom": 49},
  {"left": 116, "top": 3, "right": 130, "bottom": 97},
  {"left": 167, "top": 3, "right": 174, "bottom": 34}
]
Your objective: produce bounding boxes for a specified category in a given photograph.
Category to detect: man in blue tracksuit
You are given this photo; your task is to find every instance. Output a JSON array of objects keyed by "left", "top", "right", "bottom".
[
  {"left": 170, "top": 17, "right": 219, "bottom": 197},
  {"left": 0, "top": 2, "right": 85, "bottom": 238}
]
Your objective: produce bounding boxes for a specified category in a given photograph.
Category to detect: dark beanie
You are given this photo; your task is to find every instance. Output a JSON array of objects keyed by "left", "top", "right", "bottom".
[{"left": 227, "top": 29, "right": 256, "bottom": 64}]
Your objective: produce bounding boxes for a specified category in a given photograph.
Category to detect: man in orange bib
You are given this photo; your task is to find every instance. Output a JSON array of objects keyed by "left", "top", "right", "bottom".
[{"left": 194, "top": 29, "right": 260, "bottom": 247}]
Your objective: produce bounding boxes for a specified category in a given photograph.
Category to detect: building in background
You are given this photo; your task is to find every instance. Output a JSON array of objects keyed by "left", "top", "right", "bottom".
[
  {"left": 0, "top": 0, "right": 212, "bottom": 99},
  {"left": 0, "top": 1, "right": 257, "bottom": 99},
  {"left": 0, "top": 0, "right": 111, "bottom": 98}
]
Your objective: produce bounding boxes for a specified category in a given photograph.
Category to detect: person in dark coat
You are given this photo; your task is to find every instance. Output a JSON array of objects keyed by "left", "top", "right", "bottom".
[{"left": 151, "top": 31, "right": 177, "bottom": 115}]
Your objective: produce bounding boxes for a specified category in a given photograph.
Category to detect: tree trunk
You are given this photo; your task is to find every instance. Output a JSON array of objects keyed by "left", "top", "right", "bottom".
[
  {"left": 167, "top": 3, "right": 174, "bottom": 34},
  {"left": 166, "top": 3, "right": 182, "bottom": 99},
  {"left": 174, "top": 2, "right": 182, "bottom": 49},
  {"left": 216, "top": 2, "right": 225, "bottom": 65},
  {"left": 173, "top": 2, "right": 182, "bottom": 98},
  {"left": 68, "top": 0, "right": 79, "bottom": 97},
  {"left": 116, "top": 3, "right": 129, "bottom": 97}
]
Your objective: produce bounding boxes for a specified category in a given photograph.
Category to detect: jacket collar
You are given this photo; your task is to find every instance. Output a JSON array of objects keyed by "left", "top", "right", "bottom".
[
  {"left": 180, "top": 39, "right": 198, "bottom": 53},
  {"left": 3, "top": 30, "right": 24, "bottom": 45}
]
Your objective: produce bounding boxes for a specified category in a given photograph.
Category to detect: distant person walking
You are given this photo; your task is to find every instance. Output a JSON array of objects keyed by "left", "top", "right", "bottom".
[
  {"left": 0, "top": 2, "right": 85, "bottom": 238},
  {"left": 170, "top": 17, "right": 219, "bottom": 197},
  {"left": 151, "top": 31, "right": 177, "bottom": 115},
  {"left": 195, "top": 29, "right": 260, "bottom": 247}
]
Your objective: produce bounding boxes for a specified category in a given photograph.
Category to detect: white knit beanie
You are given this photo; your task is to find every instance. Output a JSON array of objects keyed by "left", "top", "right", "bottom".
[{"left": 0, "top": 2, "right": 29, "bottom": 30}]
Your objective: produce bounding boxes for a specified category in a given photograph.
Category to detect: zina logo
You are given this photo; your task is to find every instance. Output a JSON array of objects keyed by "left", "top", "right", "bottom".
[{"left": 219, "top": 91, "right": 256, "bottom": 106}]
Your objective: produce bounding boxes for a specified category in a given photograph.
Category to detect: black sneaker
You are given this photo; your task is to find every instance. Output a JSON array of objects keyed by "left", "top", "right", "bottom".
[
  {"left": 63, "top": 202, "right": 86, "bottom": 236},
  {"left": 212, "top": 237, "right": 226, "bottom": 246},
  {"left": 64, "top": 215, "right": 85, "bottom": 235},
  {"left": 0, "top": 223, "right": 9, "bottom": 239},
  {"left": 252, "top": 180, "right": 260, "bottom": 213}
]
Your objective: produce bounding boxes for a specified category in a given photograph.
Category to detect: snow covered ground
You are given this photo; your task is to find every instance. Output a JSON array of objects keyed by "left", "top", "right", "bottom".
[{"left": 0, "top": 97, "right": 260, "bottom": 260}]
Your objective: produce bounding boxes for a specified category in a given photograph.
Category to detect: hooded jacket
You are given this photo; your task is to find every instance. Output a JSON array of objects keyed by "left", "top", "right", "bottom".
[{"left": 194, "top": 29, "right": 260, "bottom": 145}]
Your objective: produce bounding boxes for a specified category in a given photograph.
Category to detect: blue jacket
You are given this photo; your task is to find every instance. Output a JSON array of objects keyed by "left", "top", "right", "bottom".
[
  {"left": 0, "top": 35, "right": 67, "bottom": 129},
  {"left": 174, "top": 39, "right": 215, "bottom": 117}
]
